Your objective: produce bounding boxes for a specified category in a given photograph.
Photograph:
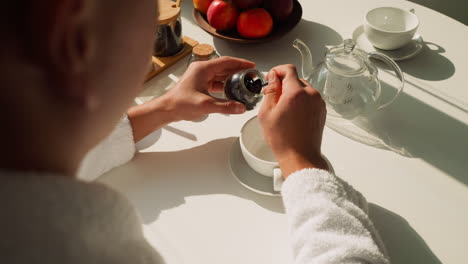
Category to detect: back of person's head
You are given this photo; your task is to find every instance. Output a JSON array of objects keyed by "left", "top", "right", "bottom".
[{"left": 0, "top": 0, "right": 158, "bottom": 172}]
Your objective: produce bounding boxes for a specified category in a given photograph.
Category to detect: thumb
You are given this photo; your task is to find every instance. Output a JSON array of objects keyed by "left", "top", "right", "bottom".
[
  {"left": 208, "top": 98, "right": 246, "bottom": 115},
  {"left": 262, "top": 70, "right": 282, "bottom": 109}
]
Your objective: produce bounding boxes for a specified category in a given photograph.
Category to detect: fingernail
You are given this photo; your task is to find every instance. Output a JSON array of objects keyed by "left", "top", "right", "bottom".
[{"left": 268, "top": 71, "right": 277, "bottom": 83}]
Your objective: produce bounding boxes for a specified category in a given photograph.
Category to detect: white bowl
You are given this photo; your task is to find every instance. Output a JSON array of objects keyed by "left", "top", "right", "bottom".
[{"left": 364, "top": 7, "right": 419, "bottom": 50}]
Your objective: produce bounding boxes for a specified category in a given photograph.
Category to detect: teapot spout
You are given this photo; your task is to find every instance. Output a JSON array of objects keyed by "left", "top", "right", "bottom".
[{"left": 293, "top": 39, "right": 314, "bottom": 81}]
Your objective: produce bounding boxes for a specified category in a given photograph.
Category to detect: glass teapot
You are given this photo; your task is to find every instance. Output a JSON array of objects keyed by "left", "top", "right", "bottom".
[{"left": 293, "top": 38, "right": 404, "bottom": 120}]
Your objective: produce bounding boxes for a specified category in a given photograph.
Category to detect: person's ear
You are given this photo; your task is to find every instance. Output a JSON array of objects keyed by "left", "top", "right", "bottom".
[
  {"left": 29, "top": 0, "right": 97, "bottom": 108},
  {"left": 46, "top": 0, "right": 95, "bottom": 74}
]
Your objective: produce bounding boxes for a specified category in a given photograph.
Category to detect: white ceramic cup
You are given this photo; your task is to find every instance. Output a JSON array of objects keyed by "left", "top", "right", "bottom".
[
  {"left": 240, "top": 116, "right": 284, "bottom": 192},
  {"left": 364, "top": 7, "right": 419, "bottom": 50}
]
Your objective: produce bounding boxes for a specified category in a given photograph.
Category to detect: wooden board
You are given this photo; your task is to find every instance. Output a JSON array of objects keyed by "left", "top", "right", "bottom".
[{"left": 145, "top": 36, "right": 199, "bottom": 82}]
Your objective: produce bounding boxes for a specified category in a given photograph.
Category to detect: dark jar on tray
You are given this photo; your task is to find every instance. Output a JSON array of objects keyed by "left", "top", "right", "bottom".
[{"left": 154, "top": 0, "right": 184, "bottom": 57}]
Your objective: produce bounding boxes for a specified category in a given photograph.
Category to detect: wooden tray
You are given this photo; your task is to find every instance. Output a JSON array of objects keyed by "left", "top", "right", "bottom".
[
  {"left": 193, "top": 1, "right": 302, "bottom": 44},
  {"left": 145, "top": 36, "right": 199, "bottom": 82}
]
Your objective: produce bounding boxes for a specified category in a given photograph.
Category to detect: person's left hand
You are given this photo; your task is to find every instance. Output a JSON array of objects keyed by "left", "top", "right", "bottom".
[
  {"left": 163, "top": 56, "right": 255, "bottom": 121},
  {"left": 128, "top": 56, "right": 255, "bottom": 142}
]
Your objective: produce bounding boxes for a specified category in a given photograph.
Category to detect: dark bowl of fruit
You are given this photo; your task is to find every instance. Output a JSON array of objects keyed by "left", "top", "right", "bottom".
[{"left": 193, "top": 0, "right": 303, "bottom": 44}]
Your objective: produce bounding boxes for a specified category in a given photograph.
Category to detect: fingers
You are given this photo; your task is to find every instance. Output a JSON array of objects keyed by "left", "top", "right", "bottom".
[
  {"left": 262, "top": 69, "right": 282, "bottom": 109},
  {"left": 190, "top": 57, "right": 254, "bottom": 93},
  {"left": 205, "top": 97, "right": 246, "bottom": 115},
  {"left": 299, "top": 78, "right": 327, "bottom": 111},
  {"left": 270, "top": 64, "right": 303, "bottom": 94},
  {"left": 205, "top": 56, "right": 256, "bottom": 78},
  {"left": 212, "top": 74, "right": 230, "bottom": 82},
  {"left": 299, "top": 78, "right": 315, "bottom": 94},
  {"left": 208, "top": 81, "right": 225, "bottom": 93},
  {"left": 298, "top": 78, "right": 308, "bottom": 88},
  {"left": 299, "top": 78, "right": 324, "bottom": 99},
  {"left": 270, "top": 64, "right": 299, "bottom": 83}
]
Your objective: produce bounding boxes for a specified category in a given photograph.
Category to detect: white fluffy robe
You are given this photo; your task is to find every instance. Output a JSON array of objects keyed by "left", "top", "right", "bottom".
[
  {"left": 282, "top": 169, "right": 390, "bottom": 264},
  {"left": 1, "top": 117, "right": 390, "bottom": 264},
  {"left": 78, "top": 116, "right": 136, "bottom": 181}
]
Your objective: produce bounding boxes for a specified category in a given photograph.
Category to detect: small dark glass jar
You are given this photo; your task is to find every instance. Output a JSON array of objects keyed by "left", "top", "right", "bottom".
[
  {"left": 224, "top": 69, "right": 266, "bottom": 110},
  {"left": 154, "top": 0, "right": 184, "bottom": 57}
]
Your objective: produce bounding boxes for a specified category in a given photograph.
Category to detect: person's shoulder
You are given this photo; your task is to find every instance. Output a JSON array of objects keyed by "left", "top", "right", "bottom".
[
  {"left": 0, "top": 170, "right": 139, "bottom": 229},
  {"left": 0, "top": 170, "right": 148, "bottom": 263},
  {"left": 1, "top": 170, "right": 127, "bottom": 205}
]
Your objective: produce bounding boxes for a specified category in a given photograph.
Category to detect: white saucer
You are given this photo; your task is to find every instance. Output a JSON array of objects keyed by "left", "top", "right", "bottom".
[
  {"left": 352, "top": 25, "right": 424, "bottom": 61},
  {"left": 229, "top": 138, "right": 334, "bottom": 196},
  {"left": 229, "top": 138, "right": 282, "bottom": 196}
]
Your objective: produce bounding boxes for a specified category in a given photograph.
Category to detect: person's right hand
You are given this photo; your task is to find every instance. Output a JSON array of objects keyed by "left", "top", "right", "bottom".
[{"left": 258, "top": 65, "right": 329, "bottom": 179}]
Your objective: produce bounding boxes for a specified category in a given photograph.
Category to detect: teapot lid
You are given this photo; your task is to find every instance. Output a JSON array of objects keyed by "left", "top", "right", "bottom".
[{"left": 326, "top": 39, "right": 367, "bottom": 75}]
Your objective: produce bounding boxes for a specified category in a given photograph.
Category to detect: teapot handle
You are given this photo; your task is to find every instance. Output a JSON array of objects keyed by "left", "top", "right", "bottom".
[{"left": 368, "top": 52, "right": 405, "bottom": 110}]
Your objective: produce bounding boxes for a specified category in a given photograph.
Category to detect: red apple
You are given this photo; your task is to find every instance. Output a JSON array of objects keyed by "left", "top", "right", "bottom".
[
  {"left": 237, "top": 8, "right": 273, "bottom": 39},
  {"left": 232, "top": 0, "right": 263, "bottom": 9},
  {"left": 194, "top": 0, "right": 214, "bottom": 14},
  {"left": 265, "top": 0, "right": 293, "bottom": 21},
  {"left": 207, "top": 0, "right": 239, "bottom": 31}
]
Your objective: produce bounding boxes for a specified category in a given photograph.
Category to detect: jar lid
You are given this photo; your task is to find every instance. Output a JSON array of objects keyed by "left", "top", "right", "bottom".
[
  {"left": 193, "top": 44, "right": 215, "bottom": 58},
  {"left": 158, "top": 0, "right": 181, "bottom": 24}
]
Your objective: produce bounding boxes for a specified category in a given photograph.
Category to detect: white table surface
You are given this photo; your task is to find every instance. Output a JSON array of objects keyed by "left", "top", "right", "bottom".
[{"left": 98, "top": 0, "right": 468, "bottom": 263}]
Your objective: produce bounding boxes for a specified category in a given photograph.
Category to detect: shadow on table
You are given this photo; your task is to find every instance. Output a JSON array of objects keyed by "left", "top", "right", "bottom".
[
  {"left": 327, "top": 79, "right": 468, "bottom": 186},
  {"left": 398, "top": 42, "right": 455, "bottom": 81},
  {"left": 372, "top": 41, "right": 464, "bottom": 113},
  {"left": 99, "top": 137, "right": 284, "bottom": 224},
  {"left": 136, "top": 129, "right": 163, "bottom": 150},
  {"left": 100, "top": 135, "right": 444, "bottom": 263},
  {"left": 180, "top": 0, "right": 196, "bottom": 26},
  {"left": 212, "top": 19, "right": 343, "bottom": 72},
  {"left": 137, "top": 62, "right": 187, "bottom": 104},
  {"left": 369, "top": 204, "right": 442, "bottom": 264}
]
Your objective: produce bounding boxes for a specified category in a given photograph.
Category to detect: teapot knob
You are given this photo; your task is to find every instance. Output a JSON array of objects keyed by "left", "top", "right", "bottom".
[{"left": 343, "top": 39, "right": 357, "bottom": 54}]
